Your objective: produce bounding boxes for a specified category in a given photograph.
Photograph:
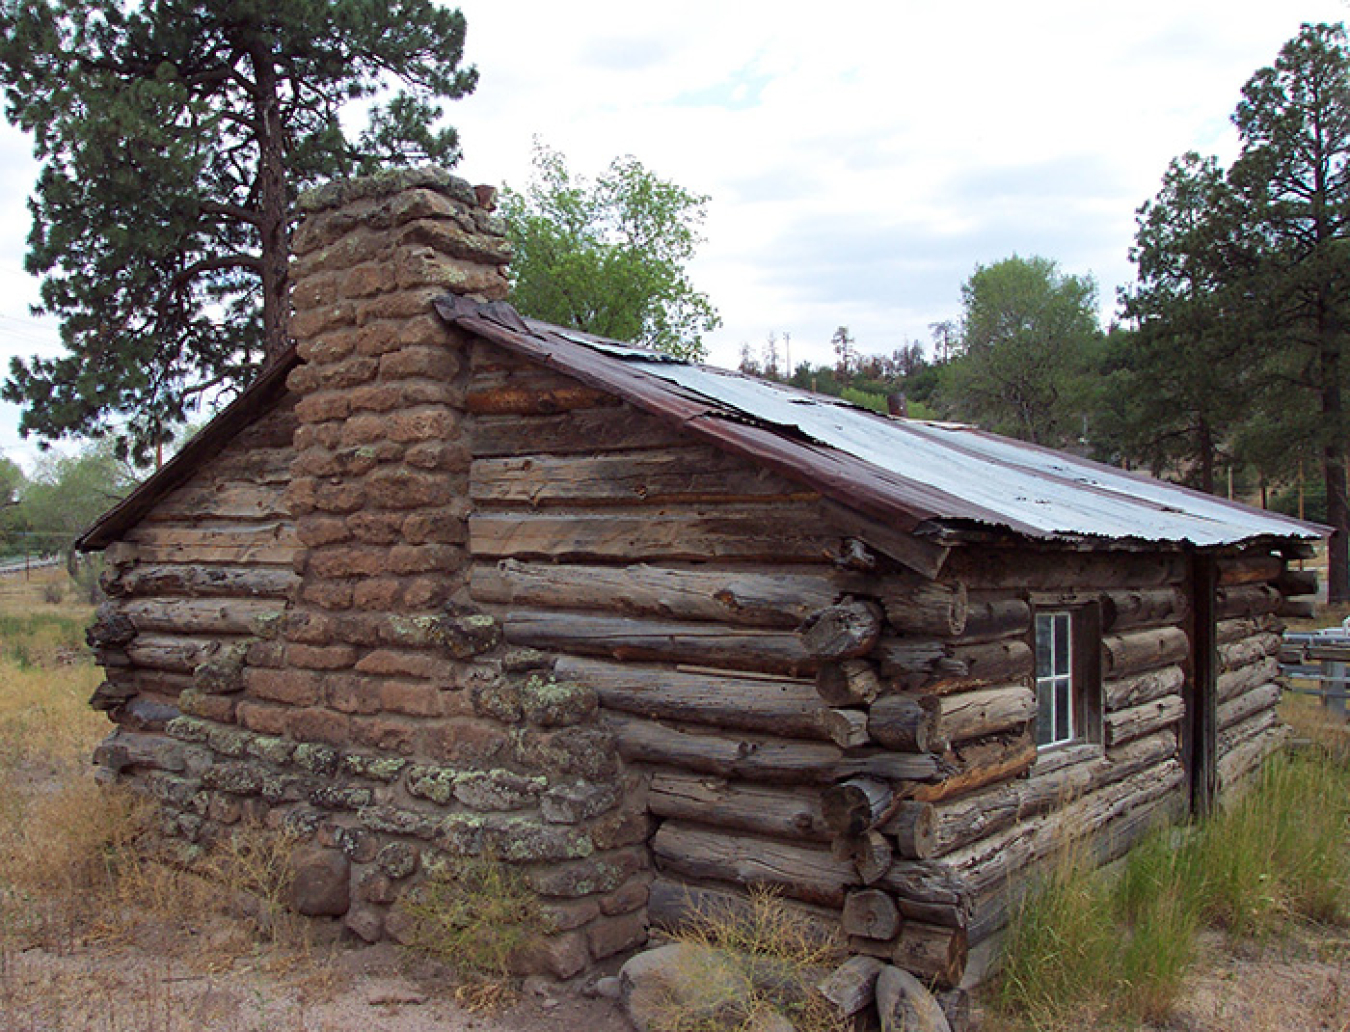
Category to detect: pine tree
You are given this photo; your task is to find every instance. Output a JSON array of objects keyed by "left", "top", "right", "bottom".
[{"left": 0, "top": 0, "right": 475, "bottom": 456}]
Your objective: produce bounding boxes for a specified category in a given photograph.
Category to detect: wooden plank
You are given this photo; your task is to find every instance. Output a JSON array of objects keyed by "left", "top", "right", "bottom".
[
  {"left": 126, "top": 521, "right": 299, "bottom": 550},
  {"left": 945, "top": 549, "right": 1186, "bottom": 591},
  {"left": 106, "top": 563, "right": 298, "bottom": 600},
  {"left": 649, "top": 772, "right": 833, "bottom": 842},
  {"left": 1216, "top": 682, "right": 1281, "bottom": 733},
  {"left": 911, "top": 733, "right": 1037, "bottom": 803},
  {"left": 821, "top": 501, "right": 949, "bottom": 580},
  {"left": 603, "top": 711, "right": 942, "bottom": 784},
  {"left": 120, "top": 597, "right": 287, "bottom": 636},
  {"left": 1104, "top": 695, "right": 1185, "bottom": 747},
  {"left": 506, "top": 610, "right": 814, "bottom": 676},
  {"left": 470, "top": 406, "right": 690, "bottom": 457},
  {"left": 934, "top": 685, "right": 1036, "bottom": 746},
  {"left": 1101, "top": 627, "right": 1189, "bottom": 679},
  {"left": 472, "top": 559, "right": 859, "bottom": 628},
  {"left": 555, "top": 656, "right": 829, "bottom": 739},
  {"left": 146, "top": 482, "right": 290, "bottom": 521},
  {"left": 469, "top": 508, "right": 845, "bottom": 563},
  {"left": 1216, "top": 552, "right": 1284, "bottom": 586},
  {"left": 470, "top": 447, "right": 809, "bottom": 506},
  {"left": 124, "top": 634, "right": 226, "bottom": 673},
  {"left": 1104, "top": 664, "right": 1185, "bottom": 711},
  {"left": 652, "top": 821, "right": 856, "bottom": 908}
]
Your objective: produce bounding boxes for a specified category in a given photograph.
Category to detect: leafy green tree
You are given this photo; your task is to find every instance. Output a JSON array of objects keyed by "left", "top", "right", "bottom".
[
  {"left": 939, "top": 255, "right": 1102, "bottom": 446},
  {"left": 0, "top": 0, "right": 476, "bottom": 458},
  {"left": 1228, "top": 22, "right": 1350, "bottom": 600},
  {"left": 500, "top": 142, "right": 720, "bottom": 361},
  {"left": 1111, "top": 153, "right": 1251, "bottom": 493},
  {"left": 17, "top": 441, "right": 140, "bottom": 554}
]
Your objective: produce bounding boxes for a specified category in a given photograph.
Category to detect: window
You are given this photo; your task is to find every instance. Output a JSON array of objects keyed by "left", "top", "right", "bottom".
[
  {"left": 1033, "top": 606, "right": 1101, "bottom": 749},
  {"left": 1035, "top": 612, "right": 1075, "bottom": 746}
]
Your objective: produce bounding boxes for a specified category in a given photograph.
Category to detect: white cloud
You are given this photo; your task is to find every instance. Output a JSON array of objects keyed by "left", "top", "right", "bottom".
[{"left": 0, "top": 0, "right": 1345, "bottom": 455}]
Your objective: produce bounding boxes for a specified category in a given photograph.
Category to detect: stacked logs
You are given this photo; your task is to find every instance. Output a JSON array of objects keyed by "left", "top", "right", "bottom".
[{"left": 1214, "top": 549, "right": 1305, "bottom": 792}]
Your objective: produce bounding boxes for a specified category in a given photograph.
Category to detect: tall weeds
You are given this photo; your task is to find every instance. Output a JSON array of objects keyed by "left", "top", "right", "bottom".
[{"left": 996, "top": 725, "right": 1349, "bottom": 1029}]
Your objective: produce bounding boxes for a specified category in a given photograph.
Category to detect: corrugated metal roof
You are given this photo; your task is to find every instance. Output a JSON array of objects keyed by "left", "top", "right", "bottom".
[{"left": 445, "top": 298, "right": 1325, "bottom": 549}]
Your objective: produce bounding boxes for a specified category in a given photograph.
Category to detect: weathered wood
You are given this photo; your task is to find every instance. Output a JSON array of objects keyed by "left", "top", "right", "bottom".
[
  {"left": 1217, "top": 717, "right": 1287, "bottom": 791},
  {"left": 651, "top": 821, "right": 855, "bottom": 907},
  {"left": 1104, "top": 664, "right": 1185, "bottom": 711},
  {"left": 955, "top": 596, "right": 1030, "bottom": 644},
  {"left": 893, "top": 921, "right": 968, "bottom": 988},
  {"left": 119, "top": 597, "right": 286, "bottom": 637},
  {"left": 469, "top": 508, "right": 845, "bottom": 563},
  {"left": 1218, "top": 705, "right": 1282, "bottom": 755},
  {"left": 464, "top": 382, "right": 612, "bottom": 415},
  {"left": 470, "top": 447, "right": 809, "bottom": 507},
  {"left": 881, "top": 576, "right": 969, "bottom": 638},
  {"left": 945, "top": 549, "right": 1186, "bottom": 591},
  {"left": 816, "top": 659, "right": 884, "bottom": 706},
  {"left": 876, "top": 965, "right": 954, "bottom": 1032},
  {"left": 924, "top": 640, "right": 1035, "bottom": 695},
  {"left": 820, "top": 500, "right": 950, "bottom": 581},
  {"left": 868, "top": 694, "right": 942, "bottom": 753},
  {"left": 822, "top": 778, "right": 893, "bottom": 837},
  {"left": 146, "top": 482, "right": 290, "bottom": 521},
  {"left": 843, "top": 889, "right": 902, "bottom": 940},
  {"left": 917, "top": 730, "right": 1177, "bottom": 857},
  {"left": 124, "top": 635, "right": 228, "bottom": 674},
  {"left": 853, "top": 830, "right": 894, "bottom": 885},
  {"left": 1216, "top": 613, "right": 1283, "bottom": 645},
  {"left": 556, "top": 656, "right": 828, "bottom": 739},
  {"left": 888, "top": 801, "right": 938, "bottom": 861},
  {"left": 105, "top": 563, "right": 298, "bottom": 600},
  {"left": 820, "top": 708, "right": 871, "bottom": 748},
  {"left": 1105, "top": 695, "right": 1185, "bottom": 747},
  {"left": 911, "top": 732, "right": 1037, "bottom": 804},
  {"left": 1215, "top": 584, "right": 1282, "bottom": 619},
  {"left": 125, "top": 521, "right": 299, "bottom": 549},
  {"left": 124, "top": 544, "right": 299, "bottom": 566},
  {"left": 646, "top": 877, "right": 842, "bottom": 940},
  {"left": 879, "top": 862, "right": 971, "bottom": 927},
  {"left": 1275, "top": 567, "right": 1319, "bottom": 597},
  {"left": 1216, "top": 655, "right": 1280, "bottom": 703},
  {"left": 507, "top": 610, "right": 814, "bottom": 676},
  {"left": 1218, "top": 633, "right": 1282, "bottom": 673},
  {"left": 1278, "top": 596, "right": 1317, "bottom": 619},
  {"left": 874, "top": 638, "right": 949, "bottom": 687},
  {"left": 934, "top": 685, "right": 1036, "bottom": 746},
  {"left": 1100, "top": 627, "right": 1189, "bottom": 678},
  {"left": 1100, "top": 587, "right": 1187, "bottom": 632},
  {"left": 472, "top": 559, "right": 860, "bottom": 629},
  {"left": 604, "top": 712, "right": 943, "bottom": 784},
  {"left": 470, "top": 406, "right": 689, "bottom": 457},
  {"left": 818, "top": 956, "right": 886, "bottom": 1019},
  {"left": 1216, "top": 681, "right": 1281, "bottom": 733},
  {"left": 649, "top": 772, "right": 832, "bottom": 842},
  {"left": 1216, "top": 552, "right": 1284, "bottom": 586},
  {"left": 801, "top": 598, "right": 884, "bottom": 661}
]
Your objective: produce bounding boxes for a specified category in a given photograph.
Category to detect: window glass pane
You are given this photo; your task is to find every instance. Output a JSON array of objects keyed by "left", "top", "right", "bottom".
[
  {"left": 1054, "top": 614, "right": 1071, "bottom": 674},
  {"left": 1055, "top": 677, "right": 1072, "bottom": 742},
  {"left": 1037, "top": 680, "right": 1053, "bottom": 745},
  {"left": 1035, "top": 614, "right": 1052, "bottom": 676}
]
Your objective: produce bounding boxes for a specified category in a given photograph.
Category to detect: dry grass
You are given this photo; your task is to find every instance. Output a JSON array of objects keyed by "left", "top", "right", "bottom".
[
  {"left": 991, "top": 700, "right": 1350, "bottom": 1032},
  {"left": 0, "top": 570, "right": 346, "bottom": 1027},
  {"left": 651, "top": 887, "right": 851, "bottom": 1032}
]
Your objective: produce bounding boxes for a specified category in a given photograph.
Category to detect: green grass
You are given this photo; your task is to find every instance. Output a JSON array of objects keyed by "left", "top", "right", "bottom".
[{"left": 995, "top": 742, "right": 1350, "bottom": 1030}]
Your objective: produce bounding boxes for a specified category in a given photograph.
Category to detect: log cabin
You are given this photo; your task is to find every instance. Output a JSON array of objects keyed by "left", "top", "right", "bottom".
[{"left": 76, "top": 167, "right": 1324, "bottom": 989}]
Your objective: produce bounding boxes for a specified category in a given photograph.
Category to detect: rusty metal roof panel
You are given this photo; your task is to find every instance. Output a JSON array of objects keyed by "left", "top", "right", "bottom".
[{"left": 458, "top": 305, "right": 1323, "bottom": 548}]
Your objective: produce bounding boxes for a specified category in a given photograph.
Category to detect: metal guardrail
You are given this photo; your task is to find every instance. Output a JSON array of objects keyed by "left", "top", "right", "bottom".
[{"left": 1281, "top": 629, "right": 1350, "bottom": 717}]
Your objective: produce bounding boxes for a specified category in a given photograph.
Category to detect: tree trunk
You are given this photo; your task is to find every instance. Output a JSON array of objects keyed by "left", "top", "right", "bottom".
[{"left": 250, "top": 41, "right": 290, "bottom": 361}]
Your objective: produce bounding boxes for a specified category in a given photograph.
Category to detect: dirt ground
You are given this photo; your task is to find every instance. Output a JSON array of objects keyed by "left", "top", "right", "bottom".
[
  {"left": 3, "top": 919, "right": 1346, "bottom": 1031},
  {"left": 0, "top": 934, "right": 634, "bottom": 1032}
]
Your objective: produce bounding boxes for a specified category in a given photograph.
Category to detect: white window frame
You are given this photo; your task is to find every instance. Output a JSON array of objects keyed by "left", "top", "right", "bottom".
[{"left": 1035, "top": 611, "right": 1076, "bottom": 748}]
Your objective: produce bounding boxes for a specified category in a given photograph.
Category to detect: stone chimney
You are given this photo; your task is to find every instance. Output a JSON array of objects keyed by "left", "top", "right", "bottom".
[{"left": 260, "top": 170, "right": 642, "bottom": 970}]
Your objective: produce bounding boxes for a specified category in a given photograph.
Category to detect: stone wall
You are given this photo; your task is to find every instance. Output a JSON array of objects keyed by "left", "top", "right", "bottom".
[{"left": 94, "top": 169, "right": 649, "bottom": 976}]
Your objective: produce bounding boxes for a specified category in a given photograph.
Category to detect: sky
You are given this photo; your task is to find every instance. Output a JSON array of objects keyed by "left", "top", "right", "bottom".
[{"left": 0, "top": 1, "right": 1347, "bottom": 469}]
